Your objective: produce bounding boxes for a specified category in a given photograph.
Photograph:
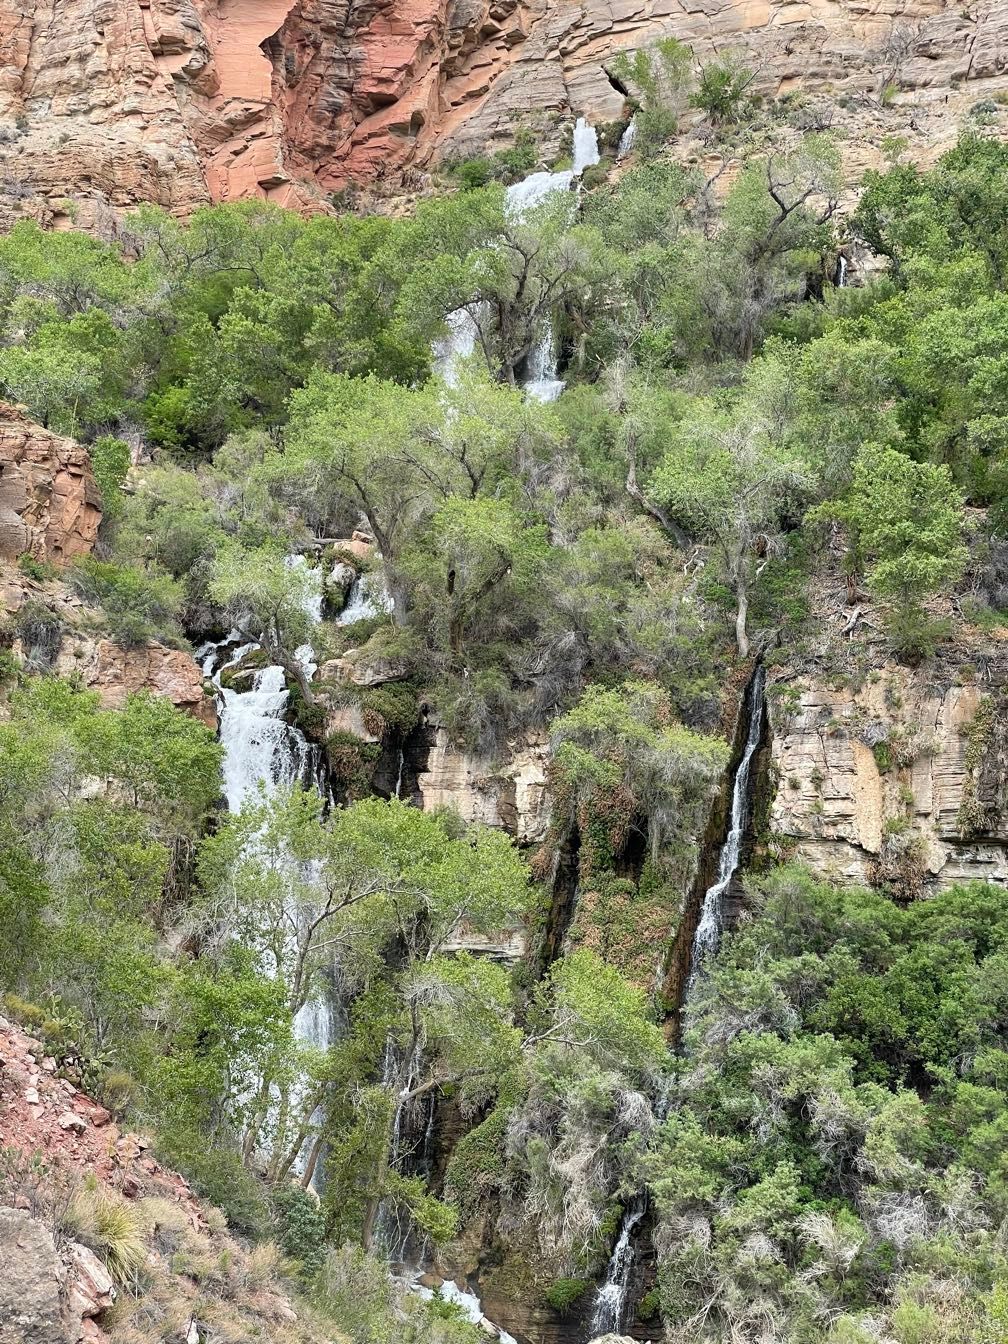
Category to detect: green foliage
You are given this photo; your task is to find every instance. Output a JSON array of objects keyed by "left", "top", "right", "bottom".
[
  {"left": 689, "top": 55, "right": 755, "bottom": 124},
  {"left": 87, "top": 435, "right": 130, "bottom": 517},
  {"left": 70, "top": 556, "right": 183, "bottom": 647},
  {"left": 610, "top": 39, "right": 693, "bottom": 155},
  {"left": 270, "top": 1182, "right": 328, "bottom": 1281},
  {"left": 544, "top": 1277, "right": 590, "bottom": 1312}
]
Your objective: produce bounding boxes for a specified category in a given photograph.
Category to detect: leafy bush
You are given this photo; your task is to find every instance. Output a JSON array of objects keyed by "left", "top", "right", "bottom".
[
  {"left": 270, "top": 1182, "right": 327, "bottom": 1282},
  {"left": 70, "top": 556, "right": 182, "bottom": 646},
  {"left": 17, "top": 553, "right": 56, "bottom": 582},
  {"left": 544, "top": 1277, "right": 590, "bottom": 1313},
  {"left": 88, "top": 434, "right": 130, "bottom": 517}
]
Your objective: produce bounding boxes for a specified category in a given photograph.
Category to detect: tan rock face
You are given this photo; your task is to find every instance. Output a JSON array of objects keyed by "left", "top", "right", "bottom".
[
  {"left": 417, "top": 721, "right": 551, "bottom": 844},
  {"left": 767, "top": 658, "right": 1008, "bottom": 889},
  {"left": 0, "top": 404, "right": 101, "bottom": 567},
  {"left": 1, "top": 0, "right": 1006, "bottom": 219}
]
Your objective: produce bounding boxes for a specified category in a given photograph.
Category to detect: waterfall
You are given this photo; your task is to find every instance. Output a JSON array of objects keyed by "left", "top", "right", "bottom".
[
  {"left": 437, "top": 120, "right": 599, "bottom": 395},
  {"left": 572, "top": 115, "right": 600, "bottom": 174},
  {"left": 524, "top": 323, "right": 565, "bottom": 404},
  {"left": 617, "top": 117, "right": 637, "bottom": 159},
  {"left": 835, "top": 255, "right": 848, "bottom": 287},
  {"left": 589, "top": 1198, "right": 647, "bottom": 1338},
  {"left": 338, "top": 570, "right": 393, "bottom": 626},
  {"left": 203, "top": 557, "right": 336, "bottom": 1185},
  {"left": 687, "top": 667, "right": 766, "bottom": 985}
]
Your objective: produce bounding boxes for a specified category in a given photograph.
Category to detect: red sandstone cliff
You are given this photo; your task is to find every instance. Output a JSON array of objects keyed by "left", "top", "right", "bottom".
[{"left": 0, "top": 0, "right": 1006, "bottom": 222}]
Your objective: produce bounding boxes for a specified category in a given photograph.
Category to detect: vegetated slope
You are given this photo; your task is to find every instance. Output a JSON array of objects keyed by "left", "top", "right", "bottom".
[
  {"left": 2, "top": 59, "right": 1008, "bottom": 1344},
  {"left": 0, "top": 1010, "right": 341, "bottom": 1344}
]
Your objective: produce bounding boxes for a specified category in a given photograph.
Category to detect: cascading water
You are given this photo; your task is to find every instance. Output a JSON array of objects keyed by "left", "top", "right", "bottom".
[
  {"left": 202, "top": 557, "right": 335, "bottom": 1184},
  {"left": 436, "top": 120, "right": 600, "bottom": 395},
  {"left": 835, "top": 255, "right": 848, "bottom": 287},
  {"left": 617, "top": 117, "right": 638, "bottom": 159},
  {"left": 589, "top": 1198, "right": 647, "bottom": 1338},
  {"left": 687, "top": 666, "right": 766, "bottom": 988},
  {"left": 524, "top": 324, "right": 565, "bottom": 404}
]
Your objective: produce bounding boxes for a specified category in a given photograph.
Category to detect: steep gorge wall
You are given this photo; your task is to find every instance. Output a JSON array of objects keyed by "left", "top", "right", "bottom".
[
  {"left": 765, "top": 647, "right": 1008, "bottom": 892},
  {"left": 1, "top": 0, "right": 1007, "bottom": 224}
]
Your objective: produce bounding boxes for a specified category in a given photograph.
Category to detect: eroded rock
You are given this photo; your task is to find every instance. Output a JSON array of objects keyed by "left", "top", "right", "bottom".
[
  {"left": 767, "top": 658, "right": 1008, "bottom": 889},
  {"left": 0, "top": 1207, "right": 69, "bottom": 1344},
  {"left": 0, "top": 404, "right": 101, "bottom": 566}
]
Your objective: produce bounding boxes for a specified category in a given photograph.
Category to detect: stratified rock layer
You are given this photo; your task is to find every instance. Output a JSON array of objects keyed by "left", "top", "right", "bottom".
[
  {"left": 1, "top": 0, "right": 1007, "bottom": 219},
  {"left": 0, "top": 404, "right": 101, "bottom": 566},
  {"left": 767, "top": 654, "right": 1008, "bottom": 889}
]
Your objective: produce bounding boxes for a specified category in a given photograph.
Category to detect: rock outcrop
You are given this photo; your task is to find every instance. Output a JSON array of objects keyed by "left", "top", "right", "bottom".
[
  {"left": 1, "top": 0, "right": 1007, "bottom": 219},
  {"left": 0, "top": 405, "right": 101, "bottom": 567},
  {"left": 53, "top": 635, "right": 217, "bottom": 729},
  {"left": 1, "top": 562, "right": 217, "bottom": 727},
  {"left": 418, "top": 722, "right": 552, "bottom": 844},
  {"left": 767, "top": 651, "right": 1008, "bottom": 891},
  {"left": 0, "top": 1207, "right": 68, "bottom": 1344}
]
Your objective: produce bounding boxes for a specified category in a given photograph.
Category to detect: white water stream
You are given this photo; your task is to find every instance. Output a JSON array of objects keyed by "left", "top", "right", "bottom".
[
  {"left": 688, "top": 666, "right": 766, "bottom": 983},
  {"left": 589, "top": 1198, "right": 647, "bottom": 1338},
  {"left": 436, "top": 119, "right": 600, "bottom": 399},
  {"left": 617, "top": 117, "right": 638, "bottom": 159}
]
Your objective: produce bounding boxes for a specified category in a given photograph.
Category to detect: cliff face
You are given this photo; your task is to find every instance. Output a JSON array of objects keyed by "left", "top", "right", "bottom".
[
  {"left": 0, "top": 405, "right": 102, "bottom": 568},
  {"left": 1, "top": 0, "right": 1007, "bottom": 223},
  {"left": 766, "top": 646, "right": 1008, "bottom": 893}
]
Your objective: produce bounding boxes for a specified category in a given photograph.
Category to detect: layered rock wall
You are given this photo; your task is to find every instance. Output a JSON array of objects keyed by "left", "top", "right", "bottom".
[
  {"left": 767, "top": 654, "right": 1008, "bottom": 890},
  {"left": 1, "top": 0, "right": 1007, "bottom": 221}
]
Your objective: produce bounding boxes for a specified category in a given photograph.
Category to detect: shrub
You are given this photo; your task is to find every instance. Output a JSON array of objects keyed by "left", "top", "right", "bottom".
[
  {"left": 17, "top": 553, "right": 56, "bottom": 582},
  {"left": 14, "top": 600, "right": 63, "bottom": 670},
  {"left": 270, "top": 1182, "right": 327, "bottom": 1282},
  {"left": 544, "top": 1277, "right": 590, "bottom": 1313},
  {"left": 69, "top": 556, "right": 182, "bottom": 647},
  {"left": 690, "top": 56, "right": 755, "bottom": 123}
]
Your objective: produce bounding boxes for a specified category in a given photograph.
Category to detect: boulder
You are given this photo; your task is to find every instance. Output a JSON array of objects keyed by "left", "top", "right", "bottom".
[
  {"left": 65, "top": 1242, "right": 116, "bottom": 1330},
  {"left": 0, "top": 1207, "right": 69, "bottom": 1344}
]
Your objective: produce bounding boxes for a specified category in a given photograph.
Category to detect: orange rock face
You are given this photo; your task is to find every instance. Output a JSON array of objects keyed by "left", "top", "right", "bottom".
[
  {"left": 0, "top": 0, "right": 1006, "bottom": 221},
  {"left": 54, "top": 636, "right": 218, "bottom": 730},
  {"left": 0, "top": 403, "right": 102, "bottom": 566}
]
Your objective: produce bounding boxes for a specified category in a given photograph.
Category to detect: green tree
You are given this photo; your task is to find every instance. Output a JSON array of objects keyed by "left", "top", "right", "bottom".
[{"left": 841, "top": 441, "right": 967, "bottom": 659}]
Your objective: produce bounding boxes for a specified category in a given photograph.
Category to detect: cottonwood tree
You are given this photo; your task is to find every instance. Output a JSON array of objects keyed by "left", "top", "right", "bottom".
[
  {"left": 284, "top": 365, "right": 562, "bottom": 622},
  {"left": 650, "top": 387, "right": 813, "bottom": 656}
]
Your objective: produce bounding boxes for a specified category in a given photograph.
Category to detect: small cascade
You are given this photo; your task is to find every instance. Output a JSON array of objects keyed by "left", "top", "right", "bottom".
[
  {"left": 413, "top": 1278, "right": 519, "bottom": 1344},
  {"left": 434, "top": 307, "right": 479, "bottom": 388},
  {"left": 338, "top": 570, "right": 393, "bottom": 626},
  {"left": 572, "top": 115, "right": 601, "bottom": 174},
  {"left": 687, "top": 666, "right": 766, "bottom": 990},
  {"left": 524, "top": 323, "right": 565, "bottom": 404},
  {"left": 835, "top": 254, "right": 848, "bottom": 288},
  {"left": 617, "top": 117, "right": 637, "bottom": 159},
  {"left": 589, "top": 1198, "right": 647, "bottom": 1338},
  {"left": 437, "top": 121, "right": 599, "bottom": 394}
]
